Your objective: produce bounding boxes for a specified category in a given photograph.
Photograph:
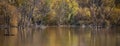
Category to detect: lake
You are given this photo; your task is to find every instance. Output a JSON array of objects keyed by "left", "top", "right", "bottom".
[{"left": 0, "top": 26, "right": 120, "bottom": 46}]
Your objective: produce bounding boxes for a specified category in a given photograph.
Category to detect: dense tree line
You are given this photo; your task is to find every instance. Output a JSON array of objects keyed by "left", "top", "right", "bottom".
[{"left": 0, "top": 0, "right": 120, "bottom": 27}]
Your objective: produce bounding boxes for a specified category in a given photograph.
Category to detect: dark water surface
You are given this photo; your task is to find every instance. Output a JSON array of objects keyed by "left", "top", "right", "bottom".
[{"left": 0, "top": 27, "right": 120, "bottom": 46}]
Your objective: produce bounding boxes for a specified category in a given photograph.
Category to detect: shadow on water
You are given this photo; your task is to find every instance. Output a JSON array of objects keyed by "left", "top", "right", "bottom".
[{"left": 0, "top": 26, "right": 120, "bottom": 46}]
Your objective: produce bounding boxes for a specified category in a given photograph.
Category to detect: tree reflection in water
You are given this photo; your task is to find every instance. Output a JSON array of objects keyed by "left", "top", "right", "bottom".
[{"left": 0, "top": 27, "right": 120, "bottom": 46}]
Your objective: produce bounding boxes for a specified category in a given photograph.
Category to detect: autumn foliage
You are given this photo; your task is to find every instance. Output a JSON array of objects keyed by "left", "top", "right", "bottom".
[{"left": 0, "top": 0, "right": 120, "bottom": 27}]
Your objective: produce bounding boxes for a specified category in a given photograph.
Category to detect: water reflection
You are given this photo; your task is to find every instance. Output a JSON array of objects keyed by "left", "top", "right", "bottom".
[{"left": 0, "top": 27, "right": 120, "bottom": 46}]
